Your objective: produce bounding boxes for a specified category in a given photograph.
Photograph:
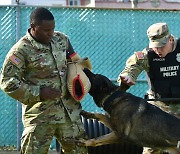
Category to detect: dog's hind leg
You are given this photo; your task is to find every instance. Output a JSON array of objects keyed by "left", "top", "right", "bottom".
[
  {"left": 81, "top": 110, "right": 112, "bottom": 129},
  {"left": 79, "top": 131, "right": 120, "bottom": 147}
]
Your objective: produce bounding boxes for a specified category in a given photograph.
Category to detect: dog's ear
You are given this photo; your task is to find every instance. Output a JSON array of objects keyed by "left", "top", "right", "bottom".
[
  {"left": 120, "top": 82, "right": 130, "bottom": 92},
  {"left": 83, "top": 68, "right": 94, "bottom": 78},
  {"left": 101, "top": 75, "right": 115, "bottom": 92},
  {"left": 83, "top": 68, "right": 90, "bottom": 73}
]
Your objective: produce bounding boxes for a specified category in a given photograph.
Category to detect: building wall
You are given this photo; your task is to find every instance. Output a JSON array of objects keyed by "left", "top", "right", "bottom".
[
  {"left": 95, "top": 0, "right": 180, "bottom": 9},
  {"left": 0, "top": 0, "right": 179, "bottom": 8},
  {"left": 0, "top": 0, "right": 94, "bottom": 7},
  {"left": 0, "top": 0, "right": 66, "bottom": 6}
]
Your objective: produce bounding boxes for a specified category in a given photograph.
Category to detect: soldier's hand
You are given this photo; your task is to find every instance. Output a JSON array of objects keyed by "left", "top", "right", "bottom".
[
  {"left": 120, "top": 76, "right": 135, "bottom": 86},
  {"left": 40, "top": 87, "right": 61, "bottom": 100}
]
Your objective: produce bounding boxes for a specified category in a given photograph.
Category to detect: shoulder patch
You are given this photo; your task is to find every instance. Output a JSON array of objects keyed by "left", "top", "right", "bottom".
[
  {"left": 135, "top": 51, "right": 144, "bottom": 60},
  {"left": 10, "top": 54, "right": 22, "bottom": 66}
]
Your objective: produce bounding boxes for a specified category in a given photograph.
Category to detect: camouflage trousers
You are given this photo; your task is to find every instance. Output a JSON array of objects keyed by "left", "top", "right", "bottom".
[
  {"left": 21, "top": 116, "right": 88, "bottom": 154},
  {"left": 143, "top": 101, "right": 180, "bottom": 154}
]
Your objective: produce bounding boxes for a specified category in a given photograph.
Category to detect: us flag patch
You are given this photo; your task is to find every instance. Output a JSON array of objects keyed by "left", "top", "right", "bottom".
[
  {"left": 10, "top": 54, "right": 21, "bottom": 66},
  {"left": 135, "top": 51, "right": 144, "bottom": 60}
]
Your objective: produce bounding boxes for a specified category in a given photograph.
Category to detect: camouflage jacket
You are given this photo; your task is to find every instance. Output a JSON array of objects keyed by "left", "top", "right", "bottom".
[{"left": 0, "top": 30, "right": 82, "bottom": 127}]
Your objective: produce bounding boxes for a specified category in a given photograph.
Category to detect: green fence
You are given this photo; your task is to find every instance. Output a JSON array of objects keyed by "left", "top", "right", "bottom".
[{"left": 0, "top": 5, "right": 179, "bottom": 148}]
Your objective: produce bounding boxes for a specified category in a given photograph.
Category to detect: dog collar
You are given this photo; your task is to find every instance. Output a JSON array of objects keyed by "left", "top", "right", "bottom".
[{"left": 103, "top": 89, "right": 123, "bottom": 112}]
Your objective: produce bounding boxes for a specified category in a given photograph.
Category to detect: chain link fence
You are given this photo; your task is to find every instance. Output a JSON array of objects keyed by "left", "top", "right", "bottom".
[{"left": 0, "top": 5, "right": 180, "bottom": 149}]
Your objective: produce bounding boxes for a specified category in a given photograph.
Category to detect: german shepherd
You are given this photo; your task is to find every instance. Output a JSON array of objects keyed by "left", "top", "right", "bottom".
[{"left": 78, "top": 69, "right": 180, "bottom": 153}]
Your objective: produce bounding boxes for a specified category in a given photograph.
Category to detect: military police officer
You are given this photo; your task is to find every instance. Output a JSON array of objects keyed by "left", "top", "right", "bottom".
[
  {"left": 117, "top": 22, "right": 180, "bottom": 154},
  {"left": 0, "top": 7, "right": 89, "bottom": 154}
]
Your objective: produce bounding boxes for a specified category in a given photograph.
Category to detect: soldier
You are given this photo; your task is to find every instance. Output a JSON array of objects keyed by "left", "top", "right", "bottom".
[
  {"left": 0, "top": 7, "right": 89, "bottom": 154},
  {"left": 117, "top": 22, "right": 180, "bottom": 154}
]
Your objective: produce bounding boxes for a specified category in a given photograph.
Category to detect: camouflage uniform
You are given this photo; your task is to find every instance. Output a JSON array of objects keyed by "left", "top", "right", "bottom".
[
  {"left": 117, "top": 23, "right": 180, "bottom": 154},
  {"left": 0, "top": 30, "right": 88, "bottom": 154},
  {"left": 117, "top": 32, "right": 180, "bottom": 117}
]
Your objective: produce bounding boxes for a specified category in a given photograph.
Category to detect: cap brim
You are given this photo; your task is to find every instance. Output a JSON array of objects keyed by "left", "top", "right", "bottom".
[
  {"left": 149, "top": 41, "right": 166, "bottom": 48},
  {"left": 149, "top": 35, "right": 169, "bottom": 48}
]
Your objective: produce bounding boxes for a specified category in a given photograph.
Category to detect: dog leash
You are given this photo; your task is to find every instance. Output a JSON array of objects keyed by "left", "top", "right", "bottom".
[{"left": 147, "top": 98, "right": 180, "bottom": 103}]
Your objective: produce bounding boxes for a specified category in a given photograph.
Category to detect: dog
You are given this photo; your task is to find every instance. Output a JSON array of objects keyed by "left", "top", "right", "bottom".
[{"left": 77, "top": 68, "right": 180, "bottom": 153}]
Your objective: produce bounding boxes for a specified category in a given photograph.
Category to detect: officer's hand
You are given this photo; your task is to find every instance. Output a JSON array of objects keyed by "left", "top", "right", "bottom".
[
  {"left": 40, "top": 87, "right": 61, "bottom": 100},
  {"left": 120, "top": 76, "right": 135, "bottom": 86}
]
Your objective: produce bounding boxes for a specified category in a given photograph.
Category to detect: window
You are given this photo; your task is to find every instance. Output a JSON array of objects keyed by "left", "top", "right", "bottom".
[{"left": 68, "top": 0, "right": 80, "bottom": 5}]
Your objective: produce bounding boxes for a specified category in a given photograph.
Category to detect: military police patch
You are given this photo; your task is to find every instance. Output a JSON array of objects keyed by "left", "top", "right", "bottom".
[
  {"left": 135, "top": 51, "right": 144, "bottom": 60},
  {"left": 176, "top": 53, "right": 180, "bottom": 62}
]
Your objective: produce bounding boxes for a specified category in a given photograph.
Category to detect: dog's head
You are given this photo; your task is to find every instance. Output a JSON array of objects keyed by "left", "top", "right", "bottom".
[{"left": 83, "top": 68, "right": 118, "bottom": 107}]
